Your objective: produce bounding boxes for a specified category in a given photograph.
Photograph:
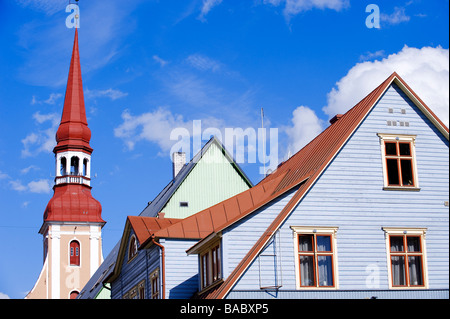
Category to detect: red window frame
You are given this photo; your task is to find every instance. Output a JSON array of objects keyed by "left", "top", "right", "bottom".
[
  {"left": 389, "top": 235, "right": 425, "bottom": 288},
  {"left": 384, "top": 141, "right": 415, "bottom": 187},
  {"left": 70, "top": 240, "right": 80, "bottom": 266},
  {"left": 298, "top": 234, "right": 335, "bottom": 288}
]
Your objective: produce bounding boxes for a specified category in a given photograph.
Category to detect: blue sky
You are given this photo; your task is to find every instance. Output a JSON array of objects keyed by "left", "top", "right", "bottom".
[{"left": 0, "top": 0, "right": 448, "bottom": 299}]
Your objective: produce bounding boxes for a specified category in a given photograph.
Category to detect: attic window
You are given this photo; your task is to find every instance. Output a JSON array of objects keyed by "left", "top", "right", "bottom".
[
  {"left": 180, "top": 202, "right": 189, "bottom": 208},
  {"left": 378, "top": 134, "right": 420, "bottom": 191},
  {"left": 128, "top": 235, "right": 138, "bottom": 261}
]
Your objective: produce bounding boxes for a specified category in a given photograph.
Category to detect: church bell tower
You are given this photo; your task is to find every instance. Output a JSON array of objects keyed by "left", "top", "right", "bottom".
[{"left": 26, "top": 28, "right": 106, "bottom": 299}]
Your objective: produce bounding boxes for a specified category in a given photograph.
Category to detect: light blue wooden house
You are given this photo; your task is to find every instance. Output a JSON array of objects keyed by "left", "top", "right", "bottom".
[{"left": 105, "top": 73, "right": 449, "bottom": 299}]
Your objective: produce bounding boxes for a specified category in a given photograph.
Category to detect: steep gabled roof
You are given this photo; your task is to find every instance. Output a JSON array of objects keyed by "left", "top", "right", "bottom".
[
  {"left": 139, "top": 136, "right": 253, "bottom": 218},
  {"left": 204, "top": 72, "right": 449, "bottom": 299},
  {"left": 79, "top": 136, "right": 252, "bottom": 298}
]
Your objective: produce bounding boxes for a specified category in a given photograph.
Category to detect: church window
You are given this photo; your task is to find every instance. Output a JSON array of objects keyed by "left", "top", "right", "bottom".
[{"left": 70, "top": 240, "right": 80, "bottom": 266}]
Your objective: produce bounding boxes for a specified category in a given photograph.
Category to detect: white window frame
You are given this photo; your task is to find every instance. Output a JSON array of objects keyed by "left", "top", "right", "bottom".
[
  {"left": 377, "top": 134, "right": 420, "bottom": 191},
  {"left": 382, "top": 227, "right": 428, "bottom": 289},
  {"left": 291, "top": 226, "right": 339, "bottom": 290}
]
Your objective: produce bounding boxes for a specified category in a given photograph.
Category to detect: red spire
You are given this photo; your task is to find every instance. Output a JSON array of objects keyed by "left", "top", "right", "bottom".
[
  {"left": 43, "top": 29, "right": 104, "bottom": 225},
  {"left": 55, "top": 29, "right": 92, "bottom": 154}
]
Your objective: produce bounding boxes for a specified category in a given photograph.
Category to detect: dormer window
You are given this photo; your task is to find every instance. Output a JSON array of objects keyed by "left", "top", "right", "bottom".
[{"left": 200, "top": 243, "right": 221, "bottom": 290}]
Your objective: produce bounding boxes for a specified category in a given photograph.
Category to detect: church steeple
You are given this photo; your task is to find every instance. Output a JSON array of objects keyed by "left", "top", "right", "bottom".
[
  {"left": 45, "top": 28, "right": 104, "bottom": 223},
  {"left": 55, "top": 28, "right": 92, "bottom": 154},
  {"left": 26, "top": 27, "right": 105, "bottom": 299}
]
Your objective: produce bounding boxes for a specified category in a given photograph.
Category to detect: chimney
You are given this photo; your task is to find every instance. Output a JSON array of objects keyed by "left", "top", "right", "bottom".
[
  {"left": 172, "top": 152, "right": 186, "bottom": 178},
  {"left": 158, "top": 212, "right": 165, "bottom": 219},
  {"left": 330, "top": 114, "right": 344, "bottom": 125}
]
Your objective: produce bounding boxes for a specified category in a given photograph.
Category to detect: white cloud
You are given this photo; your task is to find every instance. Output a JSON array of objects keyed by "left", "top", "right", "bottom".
[
  {"left": 15, "top": 0, "right": 66, "bottom": 16},
  {"left": 114, "top": 108, "right": 190, "bottom": 152},
  {"left": 27, "top": 179, "right": 52, "bottom": 194},
  {"left": 199, "top": 0, "right": 223, "bottom": 21},
  {"left": 0, "top": 170, "right": 9, "bottom": 180},
  {"left": 9, "top": 180, "right": 27, "bottom": 192},
  {"left": 0, "top": 292, "right": 10, "bottom": 299},
  {"left": 359, "top": 50, "right": 385, "bottom": 62},
  {"left": 16, "top": 0, "right": 143, "bottom": 87},
  {"left": 21, "top": 112, "right": 59, "bottom": 157},
  {"left": 285, "top": 106, "right": 324, "bottom": 154},
  {"left": 20, "top": 165, "right": 40, "bottom": 175},
  {"left": 263, "top": 0, "right": 349, "bottom": 18},
  {"left": 162, "top": 70, "right": 254, "bottom": 122},
  {"left": 9, "top": 179, "right": 52, "bottom": 194},
  {"left": 153, "top": 55, "right": 169, "bottom": 67},
  {"left": 31, "top": 93, "right": 63, "bottom": 105},
  {"left": 186, "top": 54, "right": 222, "bottom": 73},
  {"left": 85, "top": 88, "right": 128, "bottom": 101},
  {"left": 114, "top": 107, "right": 226, "bottom": 157},
  {"left": 381, "top": 6, "right": 410, "bottom": 26},
  {"left": 324, "top": 46, "right": 449, "bottom": 127}
]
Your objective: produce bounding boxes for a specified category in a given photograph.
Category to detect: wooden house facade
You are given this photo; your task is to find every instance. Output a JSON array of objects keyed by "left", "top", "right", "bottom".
[{"left": 105, "top": 73, "right": 449, "bottom": 299}]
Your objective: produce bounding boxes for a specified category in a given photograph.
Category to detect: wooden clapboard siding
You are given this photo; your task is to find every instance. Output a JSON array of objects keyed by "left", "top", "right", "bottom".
[
  {"left": 164, "top": 239, "right": 200, "bottom": 299},
  {"left": 226, "top": 83, "right": 449, "bottom": 297},
  {"left": 110, "top": 231, "right": 160, "bottom": 299},
  {"left": 222, "top": 189, "right": 297, "bottom": 282},
  {"left": 163, "top": 142, "right": 252, "bottom": 219}
]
